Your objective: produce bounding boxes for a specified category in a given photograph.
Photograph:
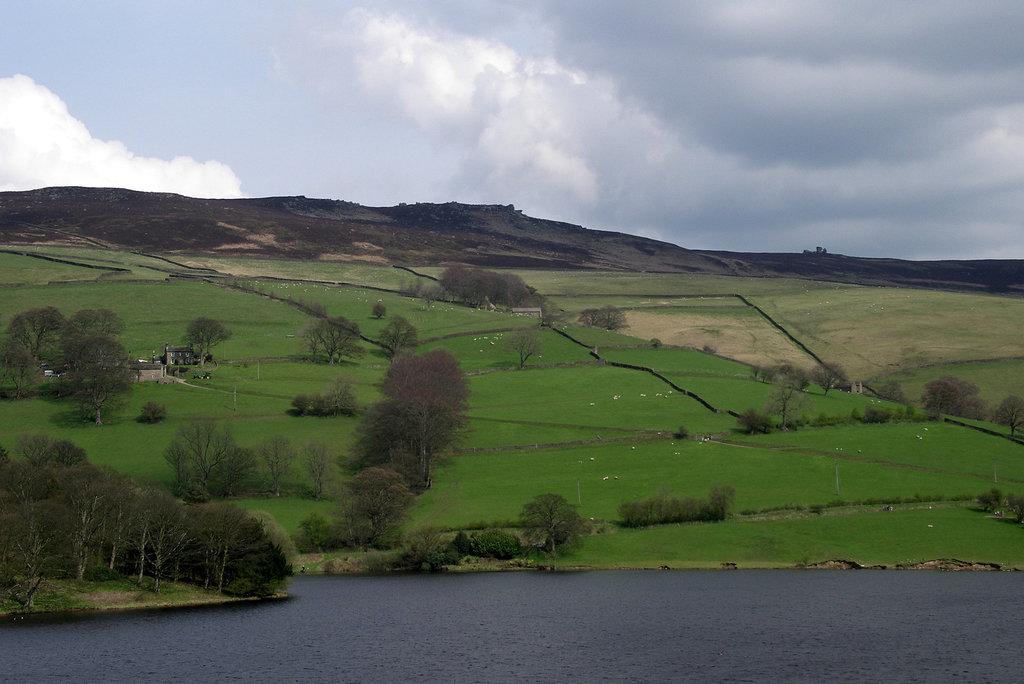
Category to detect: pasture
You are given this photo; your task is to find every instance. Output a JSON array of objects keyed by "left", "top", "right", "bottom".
[
  {"left": 1, "top": 254, "right": 1023, "bottom": 565},
  {"left": 878, "top": 359, "right": 1024, "bottom": 410},
  {"left": 749, "top": 286, "right": 1024, "bottom": 380}
]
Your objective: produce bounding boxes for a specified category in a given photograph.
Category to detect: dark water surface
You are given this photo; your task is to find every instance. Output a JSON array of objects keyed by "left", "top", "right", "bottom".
[{"left": 3, "top": 571, "right": 1023, "bottom": 682}]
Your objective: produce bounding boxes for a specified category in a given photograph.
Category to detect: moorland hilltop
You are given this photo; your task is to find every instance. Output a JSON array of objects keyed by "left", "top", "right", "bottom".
[{"left": 2, "top": 186, "right": 1023, "bottom": 293}]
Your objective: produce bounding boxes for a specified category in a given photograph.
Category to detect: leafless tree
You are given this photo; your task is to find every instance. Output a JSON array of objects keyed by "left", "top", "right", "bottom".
[
  {"left": 259, "top": 436, "right": 294, "bottom": 497},
  {"left": 578, "top": 306, "right": 627, "bottom": 331},
  {"left": 140, "top": 490, "right": 191, "bottom": 593},
  {"left": 922, "top": 376, "right": 986, "bottom": 419},
  {"left": 302, "top": 441, "right": 334, "bottom": 501},
  {"left": 341, "top": 467, "right": 414, "bottom": 549},
  {"left": 993, "top": 395, "right": 1024, "bottom": 437},
  {"left": 812, "top": 363, "right": 845, "bottom": 396},
  {"left": 506, "top": 328, "right": 542, "bottom": 368},
  {"left": 765, "top": 381, "right": 808, "bottom": 431},
  {"left": 164, "top": 421, "right": 236, "bottom": 494},
  {"left": 63, "top": 308, "right": 125, "bottom": 338}
]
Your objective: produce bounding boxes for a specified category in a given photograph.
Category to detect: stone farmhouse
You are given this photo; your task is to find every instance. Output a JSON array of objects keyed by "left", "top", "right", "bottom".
[
  {"left": 129, "top": 343, "right": 196, "bottom": 383},
  {"left": 163, "top": 344, "right": 195, "bottom": 366}
]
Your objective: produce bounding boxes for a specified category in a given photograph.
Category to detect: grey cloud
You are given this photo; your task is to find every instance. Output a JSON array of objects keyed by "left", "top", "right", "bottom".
[{"left": 274, "top": 1, "right": 1024, "bottom": 259}]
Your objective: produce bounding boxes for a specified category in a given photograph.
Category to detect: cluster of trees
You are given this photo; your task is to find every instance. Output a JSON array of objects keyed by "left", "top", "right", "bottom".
[
  {"left": 577, "top": 306, "right": 627, "bottom": 331},
  {"left": 0, "top": 452, "right": 290, "bottom": 609},
  {"left": 438, "top": 266, "right": 533, "bottom": 308},
  {"left": 398, "top": 527, "right": 526, "bottom": 572},
  {"left": 291, "top": 377, "right": 359, "bottom": 417},
  {"left": 164, "top": 421, "right": 337, "bottom": 501},
  {"left": 919, "top": 377, "right": 1024, "bottom": 437},
  {"left": 752, "top": 362, "right": 848, "bottom": 395},
  {"left": 806, "top": 404, "right": 923, "bottom": 428},
  {"left": 921, "top": 376, "right": 986, "bottom": 420},
  {"left": 0, "top": 306, "right": 135, "bottom": 424},
  {"left": 299, "top": 308, "right": 418, "bottom": 363},
  {"left": 1, "top": 307, "right": 234, "bottom": 425},
  {"left": 618, "top": 486, "right": 735, "bottom": 528},
  {"left": 353, "top": 349, "right": 469, "bottom": 491},
  {"left": 977, "top": 488, "right": 1024, "bottom": 522},
  {"left": 302, "top": 316, "right": 363, "bottom": 364},
  {"left": 400, "top": 493, "right": 588, "bottom": 571},
  {"left": 292, "top": 467, "right": 418, "bottom": 552},
  {"left": 288, "top": 349, "right": 473, "bottom": 553},
  {"left": 295, "top": 486, "right": 588, "bottom": 573},
  {"left": 740, "top": 364, "right": 816, "bottom": 432}
]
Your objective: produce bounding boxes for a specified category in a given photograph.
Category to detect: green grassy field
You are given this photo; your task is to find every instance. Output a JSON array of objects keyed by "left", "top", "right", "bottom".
[
  {"left": 0, "top": 281, "right": 311, "bottom": 360},
  {"left": 0, "top": 251, "right": 115, "bottom": 284},
  {"left": 2, "top": 255, "right": 1023, "bottom": 566},
  {"left": 877, "top": 359, "right": 1024, "bottom": 409},
  {"left": 565, "top": 506, "right": 1024, "bottom": 569}
]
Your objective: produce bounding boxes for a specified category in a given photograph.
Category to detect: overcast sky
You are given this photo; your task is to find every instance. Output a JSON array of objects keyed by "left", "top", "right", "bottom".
[{"left": 3, "top": 1, "right": 1024, "bottom": 260}]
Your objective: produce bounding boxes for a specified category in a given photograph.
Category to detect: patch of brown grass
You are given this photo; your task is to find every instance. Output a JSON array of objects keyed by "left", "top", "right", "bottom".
[{"left": 624, "top": 310, "right": 810, "bottom": 368}]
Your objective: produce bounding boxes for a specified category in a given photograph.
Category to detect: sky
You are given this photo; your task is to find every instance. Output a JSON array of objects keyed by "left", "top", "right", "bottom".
[{"left": 2, "top": 1, "right": 1024, "bottom": 261}]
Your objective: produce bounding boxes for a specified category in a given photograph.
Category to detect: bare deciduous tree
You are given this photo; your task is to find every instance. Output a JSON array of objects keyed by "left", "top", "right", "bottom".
[
  {"left": 341, "top": 467, "right": 414, "bottom": 549},
  {"left": 163, "top": 421, "right": 236, "bottom": 495},
  {"left": 922, "top": 376, "right": 986, "bottom": 419},
  {"left": 506, "top": 328, "right": 542, "bottom": 368},
  {"left": 812, "top": 364, "right": 845, "bottom": 396},
  {"left": 578, "top": 306, "right": 627, "bottom": 331},
  {"left": 993, "top": 395, "right": 1024, "bottom": 437},
  {"left": 355, "top": 349, "right": 469, "bottom": 488},
  {"left": 302, "top": 441, "right": 334, "bottom": 501},
  {"left": 765, "top": 381, "right": 808, "bottom": 431},
  {"left": 0, "top": 338, "right": 38, "bottom": 398},
  {"left": 302, "top": 316, "right": 364, "bottom": 364},
  {"left": 259, "top": 436, "right": 294, "bottom": 497}
]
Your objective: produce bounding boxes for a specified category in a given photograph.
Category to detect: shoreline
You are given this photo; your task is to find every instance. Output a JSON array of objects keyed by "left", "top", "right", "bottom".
[
  {"left": 1, "top": 579, "right": 288, "bottom": 620},
  {"left": 5, "top": 557, "right": 1015, "bottom": 618},
  {"left": 302, "top": 555, "right": 1017, "bottom": 575}
]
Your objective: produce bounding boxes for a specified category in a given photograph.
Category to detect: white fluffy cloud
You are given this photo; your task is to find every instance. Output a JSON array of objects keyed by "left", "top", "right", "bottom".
[
  {"left": 0, "top": 75, "right": 243, "bottom": 198},
  {"left": 285, "top": 10, "right": 687, "bottom": 214}
]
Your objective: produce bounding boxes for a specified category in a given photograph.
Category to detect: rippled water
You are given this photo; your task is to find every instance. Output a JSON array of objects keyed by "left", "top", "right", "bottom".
[{"left": 3, "top": 570, "right": 1023, "bottom": 682}]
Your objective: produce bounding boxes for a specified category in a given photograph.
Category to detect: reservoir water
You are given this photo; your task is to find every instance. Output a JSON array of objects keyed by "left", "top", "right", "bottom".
[{"left": 3, "top": 570, "right": 1023, "bottom": 682}]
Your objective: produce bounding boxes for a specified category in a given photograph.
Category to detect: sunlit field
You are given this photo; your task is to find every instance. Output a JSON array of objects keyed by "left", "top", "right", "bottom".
[{"left": 2, "top": 254, "right": 1023, "bottom": 565}]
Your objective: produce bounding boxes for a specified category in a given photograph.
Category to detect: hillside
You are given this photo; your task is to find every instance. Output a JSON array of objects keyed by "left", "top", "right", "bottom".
[
  {"left": 2, "top": 243, "right": 1024, "bottom": 583},
  {"left": 2, "top": 186, "right": 1022, "bottom": 293}
]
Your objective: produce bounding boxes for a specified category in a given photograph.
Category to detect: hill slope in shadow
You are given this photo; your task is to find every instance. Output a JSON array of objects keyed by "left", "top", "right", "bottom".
[{"left": 1, "top": 186, "right": 1021, "bottom": 294}]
